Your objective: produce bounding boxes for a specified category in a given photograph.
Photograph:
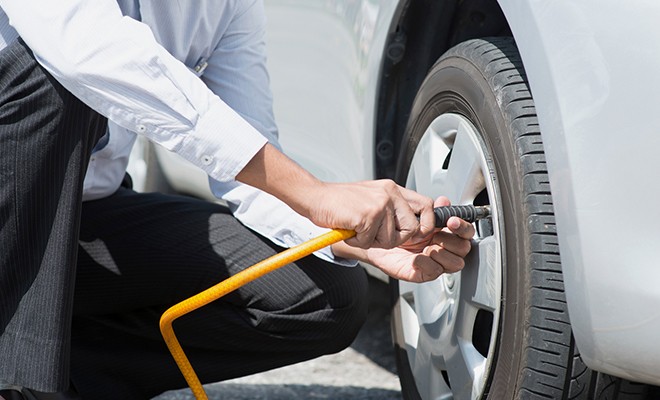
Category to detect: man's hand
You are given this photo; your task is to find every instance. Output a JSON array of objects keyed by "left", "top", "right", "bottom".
[
  {"left": 305, "top": 180, "right": 435, "bottom": 249},
  {"left": 236, "top": 143, "right": 434, "bottom": 249},
  {"left": 332, "top": 197, "right": 476, "bottom": 282}
]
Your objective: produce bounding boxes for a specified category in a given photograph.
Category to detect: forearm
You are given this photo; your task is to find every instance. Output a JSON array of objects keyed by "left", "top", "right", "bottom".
[
  {"left": 236, "top": 143, "right": 325, "bottom": 219},
  {"left": 209, "top": 175, "right": 356, "bottom": 266},
  {"left": 237, "top": 144, "right": 429, "bottom": 249}
]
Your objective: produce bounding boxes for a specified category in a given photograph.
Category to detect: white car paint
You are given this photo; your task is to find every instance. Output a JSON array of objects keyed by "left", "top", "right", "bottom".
[
  {"left": 265, "top": 1, "right": 397, "bottom": 183},
  {"left": 500, "top": 0, "right": 660, "bottom": 383}
]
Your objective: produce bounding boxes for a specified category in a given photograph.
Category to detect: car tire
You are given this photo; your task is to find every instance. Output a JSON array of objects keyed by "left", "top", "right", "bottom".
[
  {"left": 390, "top": 37, "right": 650, "bottom": 400},
  {"left": 569, "top": 345, "right": 649, "bottom": 400}
]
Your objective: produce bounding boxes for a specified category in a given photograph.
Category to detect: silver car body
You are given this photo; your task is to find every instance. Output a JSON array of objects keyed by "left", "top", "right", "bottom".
[
  {"left": 133, "top": 0, "right": 660, "bottom": 386},
  {"left": 501, "top": 0, "right": 660, "bottom": 385}
]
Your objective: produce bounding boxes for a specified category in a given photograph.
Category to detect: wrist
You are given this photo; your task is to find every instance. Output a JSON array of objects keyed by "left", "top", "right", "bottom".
[
  {"left": 280, "top": 177, "right": 328, "bottom": 220},
  {"left": 236, "top": 143, "right": 325, "bottom": 219}
]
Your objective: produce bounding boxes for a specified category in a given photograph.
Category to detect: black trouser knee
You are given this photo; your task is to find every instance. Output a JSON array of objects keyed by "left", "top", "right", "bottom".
[{"left": 68, "top": 190, "right": 370, "bottom": 398}]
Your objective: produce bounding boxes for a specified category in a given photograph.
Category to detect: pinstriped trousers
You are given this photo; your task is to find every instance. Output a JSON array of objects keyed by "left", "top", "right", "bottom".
[
  {"left": 0, "top": 39, "right": 107, "bottom": 391},
  {"left": 70, "top": 188, "right": 369, "bottom": 399}
]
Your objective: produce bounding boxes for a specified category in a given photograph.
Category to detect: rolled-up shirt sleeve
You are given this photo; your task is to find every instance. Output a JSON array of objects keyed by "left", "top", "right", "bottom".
[
  {"left": 199, "top": 1, "right": 355, "bottom": 266},
  {"left": 0, "top": 0, "right": 266, "bottom": 182}
]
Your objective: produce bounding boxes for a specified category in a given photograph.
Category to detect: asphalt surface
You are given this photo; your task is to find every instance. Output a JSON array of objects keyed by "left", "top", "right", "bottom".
[{"left": 154, "top": 276, "right": 403, "bottom": 400}]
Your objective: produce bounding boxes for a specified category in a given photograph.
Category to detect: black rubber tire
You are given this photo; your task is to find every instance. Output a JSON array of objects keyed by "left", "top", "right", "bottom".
[
  {"left": 391, "top": 37, "right": 651, "bottom": 400},
  {"left": 568, "top": 344, "right": 649, "bottom": 400}
]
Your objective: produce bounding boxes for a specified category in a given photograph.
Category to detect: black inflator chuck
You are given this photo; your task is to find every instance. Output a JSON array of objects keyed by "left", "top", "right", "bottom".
[{"left": 433, "top": 205, "right": 491, "bottom": 228}]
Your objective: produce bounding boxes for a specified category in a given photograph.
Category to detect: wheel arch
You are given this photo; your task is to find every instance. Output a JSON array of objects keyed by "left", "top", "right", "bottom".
[{"left": 374, "top": 0, "right": 512, "bottom": 179}]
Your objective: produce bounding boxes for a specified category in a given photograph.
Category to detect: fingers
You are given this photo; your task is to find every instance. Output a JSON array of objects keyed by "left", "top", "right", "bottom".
[
  {"left": 409, "top": 253, "right": 446, "bottom": 282},
  {"left": 407, "top": 241, "right": 468, "bottom": 282},
  {"left": 372, "top": 206, "right": 400, "bottom": 249},
  {"left": 314, "top": 179, "right": 473, "bottom": 251},
  {"left": 387, "top": 184, "right": 433, "bottom": 245},
  {"left": 424, "top": 243, "right": 467, "bottom": 274},
  {"left": 445, "top": 216, "right": 476, "bottom": 240},
  {"left": 346, "top": 227, "right": 378, "bottom": 250},
  {"left": 409, "top": 215, "right": 475, "bottom": 282},
  {"left": 398, "top": 187, "right": 435, "bottom": 237},
  {"left": 433, "top": 196, "right": 451, "bottom": 208},
  {"left": 344, "top": 180, "right": 428, "bottom": 249}
]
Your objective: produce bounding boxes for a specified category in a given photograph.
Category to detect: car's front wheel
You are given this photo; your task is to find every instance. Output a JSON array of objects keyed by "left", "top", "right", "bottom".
[{"left": 391, "top": 37, "right": 650, "bottom": 400}]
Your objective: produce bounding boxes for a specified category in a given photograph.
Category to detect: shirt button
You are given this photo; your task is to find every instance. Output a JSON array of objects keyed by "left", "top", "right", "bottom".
[
  {"left": 201, "top": 155, "right": 213, "bottom": 165},
  {"left": 136, "top": 124, "right": 147, "bottom": 133}
]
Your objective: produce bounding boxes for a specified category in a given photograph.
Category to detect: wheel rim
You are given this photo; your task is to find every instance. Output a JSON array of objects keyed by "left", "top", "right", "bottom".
[{"left": 394, "top": 113, "right": 503, "bottom": 400}]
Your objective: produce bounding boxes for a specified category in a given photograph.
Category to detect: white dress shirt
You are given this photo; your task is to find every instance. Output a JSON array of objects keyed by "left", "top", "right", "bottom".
[{"left": 0, "top": 0, "right": 353, "bottom": 265}]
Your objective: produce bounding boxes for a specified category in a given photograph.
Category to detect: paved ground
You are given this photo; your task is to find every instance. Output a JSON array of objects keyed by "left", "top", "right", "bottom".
[{"left": 155, "top": 276, "right": 403, "bottom": 400}]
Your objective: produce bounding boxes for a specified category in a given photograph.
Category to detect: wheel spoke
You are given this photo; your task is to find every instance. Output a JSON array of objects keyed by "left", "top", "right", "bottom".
[
  {"left": 439, "top": 120, "right": 485, "bottom": 203},
  {"left": 461, "top": 236, "right": 500, "bottom": 311},
  {"left": 408, "top": 131, "right": 433, "bottom": 194},
  {"left": 413, "top": 279, "right": 451, "bottom": 325},
  {"left": 408, "top": 125, "right": 451, "bottom": 199},
  {"left": 445, "top": 338, "right": 487, "bottom": 400},
  {"left": 395, "top": 279, "right": 453, "bottom": 352},
  {"left": 393, "top": 284, "right": 420, "bottom": 351},
  {"left": 412, "top": 309, "right": 454, "bottom": 399},
  {"left": 413, "top": 317, "right": 447, "bottom": 370},
  {"left": 395, "top": 278, "right": 457, "bottom": 398}
]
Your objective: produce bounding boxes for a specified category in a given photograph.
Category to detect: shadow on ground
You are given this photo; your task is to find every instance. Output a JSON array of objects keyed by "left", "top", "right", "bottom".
[
  {"left": 154, "top": 275, "right": 402, "bottom": 400},
  {"left": 349, "top": 275, "right": 398, "bottom": 375},
  {"left": 163, "top": 384, "right": 401, "bottom": 400}
]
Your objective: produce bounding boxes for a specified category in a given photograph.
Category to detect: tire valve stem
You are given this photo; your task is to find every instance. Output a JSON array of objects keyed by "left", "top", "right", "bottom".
[{"left": 433, "top": 205, "right": 491, "bottom": 228}]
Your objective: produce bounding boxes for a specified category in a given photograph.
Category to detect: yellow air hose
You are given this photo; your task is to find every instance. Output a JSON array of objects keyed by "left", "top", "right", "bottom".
[{"left": 159, "top": 228, "right": 356, "bottom": 400}]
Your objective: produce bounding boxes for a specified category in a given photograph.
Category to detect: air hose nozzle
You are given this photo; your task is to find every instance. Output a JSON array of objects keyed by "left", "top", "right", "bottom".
[{"left": 433, "top": 205, "right": 491, "bottom": 228}]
